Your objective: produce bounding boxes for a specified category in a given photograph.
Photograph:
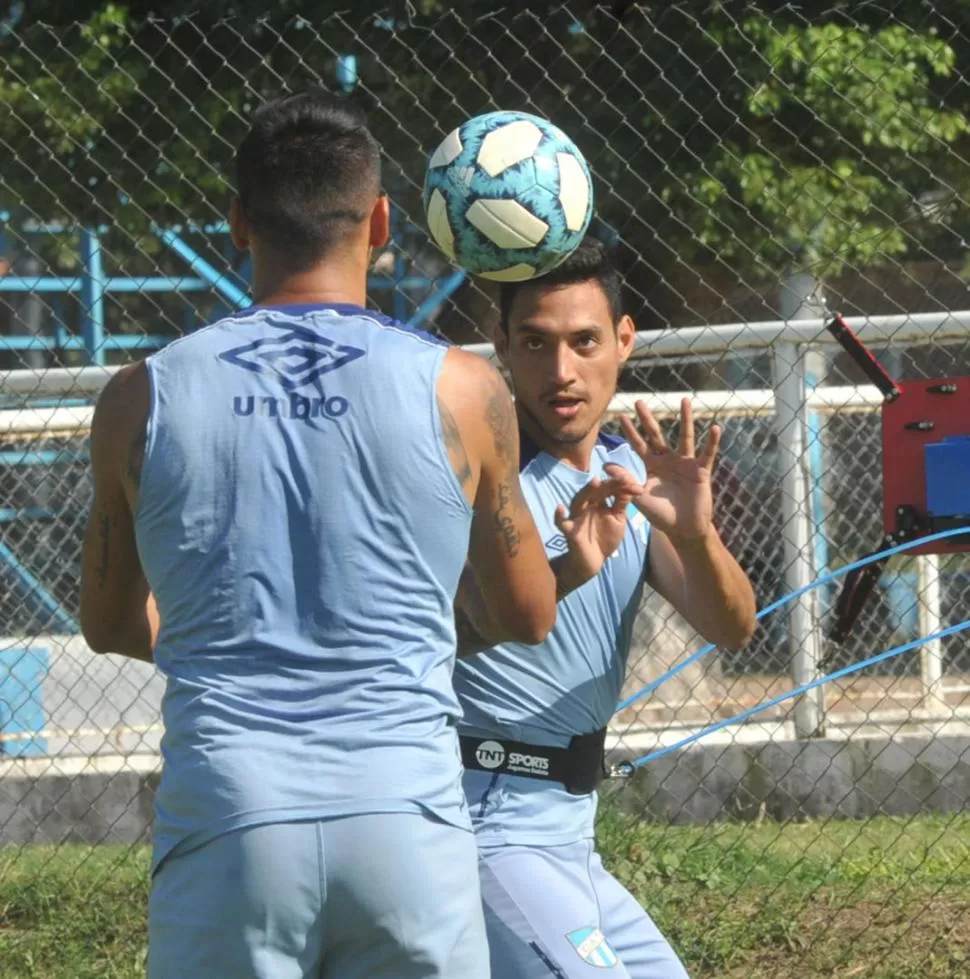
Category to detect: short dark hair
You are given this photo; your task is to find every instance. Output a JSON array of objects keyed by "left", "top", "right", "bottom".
[
  {"left": 498, "top": 237, "right": 624, "bottom": 334},
  {"left": 234, "top": 89, "right": 382, "bottom": 269}
]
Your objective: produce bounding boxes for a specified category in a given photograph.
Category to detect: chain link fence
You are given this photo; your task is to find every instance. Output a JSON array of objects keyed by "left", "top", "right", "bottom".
[{"left": 2, "top": 3, "right": 970, "bottom": 976}]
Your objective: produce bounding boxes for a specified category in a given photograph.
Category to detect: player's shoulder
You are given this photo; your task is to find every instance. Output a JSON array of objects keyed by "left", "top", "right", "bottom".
[
  {"left": 92, "top": 361, "right": 150, "bottom": 447},
  {"left": 97, "top": 362, "right": 149, "bottom": 413},
  {"left": 439, "top": 352, "right": 515, "bottom": 459},
  {"left": 442, "top": 348, "right": 508, "bottom": 397},
  {"left": 350, "top": 308, "right": 451, "bottom": 350},
  {"left": 443, "top": 345, "right": 497, "bottom": 372}
]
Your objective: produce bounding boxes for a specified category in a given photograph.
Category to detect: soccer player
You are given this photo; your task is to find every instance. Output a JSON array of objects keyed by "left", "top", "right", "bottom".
[
  {"left": 78, "top": 90, "right": 636, "bottom": 979},
  {"left": 453, "top": 238, "right": 757, "bottom": 978}
]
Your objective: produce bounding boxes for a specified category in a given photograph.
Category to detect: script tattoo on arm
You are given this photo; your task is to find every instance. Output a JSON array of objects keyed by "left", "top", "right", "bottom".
[
  {"left": 493, "top": 479, "right": 520, "bottom": 558},
  {"left": 484, "top": 375, "right": 524, "bottom": 558}
]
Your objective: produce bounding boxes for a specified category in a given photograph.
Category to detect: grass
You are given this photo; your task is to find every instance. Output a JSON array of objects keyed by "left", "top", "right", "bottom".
[
  {"left": 600, "top": 810, "right": 970, "bottom": 978},
  {"left": 1, "top": 813, "right": 969, "bottom": 977}
]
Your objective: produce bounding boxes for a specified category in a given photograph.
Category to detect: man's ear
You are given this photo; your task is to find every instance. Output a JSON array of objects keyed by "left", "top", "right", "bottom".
[
  {"left": 369, "top": 195, "right": 391, "bottom": 250},
  {"left": 228, "top": 196, "right": 250, "bottom": 252},
  {"left": 616, "top": 314, "right": 636, "bottom": 367}
]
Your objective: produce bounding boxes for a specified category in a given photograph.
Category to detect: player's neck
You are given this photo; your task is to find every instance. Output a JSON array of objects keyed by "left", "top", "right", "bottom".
[
  {"left": 252, "top": 257, "right": 369, "bottom": 310},
  {"left": 518, "top": 409, "right": 599, "bottom": 473}
]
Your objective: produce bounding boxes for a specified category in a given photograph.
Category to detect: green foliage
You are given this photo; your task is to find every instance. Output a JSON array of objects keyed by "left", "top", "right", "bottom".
[{"left": 1, "top": 2, "right": 968, "bottom": 283}]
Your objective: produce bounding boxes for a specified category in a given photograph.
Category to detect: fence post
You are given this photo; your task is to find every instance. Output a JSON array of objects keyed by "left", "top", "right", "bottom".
[
  {"left": 79, "top": 228, "right": 105, "bottom": 366},
  {"left": 918, "top": 553, "right": 948, "bottom": 715},
  {"left": 774, "top": 273, "right": 826, "bottom": 738}
]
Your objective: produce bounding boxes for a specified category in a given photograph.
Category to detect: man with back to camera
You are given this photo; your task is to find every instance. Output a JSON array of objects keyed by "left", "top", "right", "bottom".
[
  {"left": 453, "top": 239, "right": 758, "bottom": 978},
  {"left": 78, "top": 90, "right": 643, "bottom": 978}
]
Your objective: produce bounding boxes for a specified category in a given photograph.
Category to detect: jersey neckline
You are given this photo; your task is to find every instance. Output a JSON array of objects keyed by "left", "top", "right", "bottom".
[
  {"left": 226, "top": 302, "right": 395, "bottom": 324},
  {"left": 520, "top": 428, "right": 627, "bottom": 473}
]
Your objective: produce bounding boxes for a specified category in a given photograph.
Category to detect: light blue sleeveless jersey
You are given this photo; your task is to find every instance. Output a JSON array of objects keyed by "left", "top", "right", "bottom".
[
  {"left": 453, "top": 433, "right": 650, "bottom": 847},
  {"left": 135, "top": 303, "right": 473, "bottom": 870}
]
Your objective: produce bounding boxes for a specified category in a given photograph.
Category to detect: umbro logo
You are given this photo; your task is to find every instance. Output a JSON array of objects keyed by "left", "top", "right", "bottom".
[
  {"left": 544, "top": 534, "right": 569, "bottom": 554},
  {"left": 219, "top": 323, "right": 365, "bottom": 391}
]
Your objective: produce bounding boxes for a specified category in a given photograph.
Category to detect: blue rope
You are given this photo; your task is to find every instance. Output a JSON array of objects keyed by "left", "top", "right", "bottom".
[
  {"left": 625, "top": 618, "right": 970, "bottom": 770},
  {"left": 615, "top": 525, "right": 970, "bottom": 714}
]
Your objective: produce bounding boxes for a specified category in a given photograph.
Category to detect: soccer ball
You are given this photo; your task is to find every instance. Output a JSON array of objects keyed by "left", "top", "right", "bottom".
[{"left": 422, "top": 110, "right": 594, "bottom": 282}]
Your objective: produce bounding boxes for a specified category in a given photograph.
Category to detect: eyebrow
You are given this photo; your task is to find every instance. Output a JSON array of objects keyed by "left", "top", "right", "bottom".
[{"left": 515, "top": 322, "right": 608, "bottom": 336}]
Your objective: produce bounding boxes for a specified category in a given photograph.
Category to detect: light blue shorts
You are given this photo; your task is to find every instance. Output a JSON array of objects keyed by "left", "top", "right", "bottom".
[
  {"left": 479, "top": 840, "right": 689, "bottom": 978},
  {"left": 148, "top": 812, "right": 489, "bottom": 979}
]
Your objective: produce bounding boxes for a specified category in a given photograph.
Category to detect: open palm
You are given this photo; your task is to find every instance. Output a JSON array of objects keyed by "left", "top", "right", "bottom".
[{"left": 611, "top": 398, "right": 720, "bottom": 541}]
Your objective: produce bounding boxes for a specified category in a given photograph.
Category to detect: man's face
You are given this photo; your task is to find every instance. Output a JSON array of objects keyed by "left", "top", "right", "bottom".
[{"left": 496, "top": 279, "right": 635, "bottom": 446}]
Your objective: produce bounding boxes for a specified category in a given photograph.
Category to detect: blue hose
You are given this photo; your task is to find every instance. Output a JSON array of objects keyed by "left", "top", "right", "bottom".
[
  {"left": 624, "top": 619, "right": 970, "bottom": 770},
  {"left": 615, "top": 525, "right": 969, "bottom": 714}
]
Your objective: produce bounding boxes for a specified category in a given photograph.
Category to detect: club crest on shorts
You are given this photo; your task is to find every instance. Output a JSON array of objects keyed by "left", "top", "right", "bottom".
[{"left": 566, "top": 926, "right": 618, "bottom": 968}]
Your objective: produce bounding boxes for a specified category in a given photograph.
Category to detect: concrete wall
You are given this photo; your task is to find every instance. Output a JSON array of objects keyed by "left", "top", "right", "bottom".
[
  {"left": 0, "top": 636, "right": 164, "bottom": 758},
  {"left": 3, "top": 734, "right": 970, "bottom": 846},
  {"left": 606, "top": 734, "right": 970, "bottom": 824}
]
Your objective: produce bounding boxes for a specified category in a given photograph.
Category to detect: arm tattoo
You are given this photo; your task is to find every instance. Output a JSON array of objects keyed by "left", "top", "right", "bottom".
[
  {"left": 484, "top": 376, "right": 517, "bottom": 463},
  {"left": 437, "top": 395, "right": 472, "bottom": 487},
  {"left": 493, "top": 478, "right": 521, "bottom": 557},
  {"left": 95, "top": 512, "right": 111, "bottom": 589},
  {"left": 485, "top": 372, "right": 524, "bottom": 556}
]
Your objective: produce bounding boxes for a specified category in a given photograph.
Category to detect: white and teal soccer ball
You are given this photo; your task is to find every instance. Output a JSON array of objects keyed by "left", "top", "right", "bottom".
[{"left": 422, "top": 110, "right": 594, "bottom": 282}]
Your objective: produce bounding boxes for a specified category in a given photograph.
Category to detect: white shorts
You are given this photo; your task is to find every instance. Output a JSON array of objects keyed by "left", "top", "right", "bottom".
[
  {"left": 148, "top": 812, "right": 489, "bottom": 979},
  {"left": 479, "top": 840, "right": 689, "bottom": 978}
]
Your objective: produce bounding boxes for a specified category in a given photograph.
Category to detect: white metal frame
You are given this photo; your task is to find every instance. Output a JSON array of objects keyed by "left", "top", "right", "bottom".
[{"left": 2, "top": 309, "right": 967, "bottom": 736}]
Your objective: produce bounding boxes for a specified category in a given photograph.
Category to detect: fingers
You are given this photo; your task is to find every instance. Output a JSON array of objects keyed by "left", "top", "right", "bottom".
[
  {"left": 619, "top": 414, "right": 648, "bottom": 458},
  {"left": 679, "top": 398, "right": 695, "bottom": 458},
  {"left": 567, "top": 477, "right": 605, "bottom": 518},
  {"left": 553, "top": 502, "right": 573, "bottom": 537},
  {"left": 569, "top": 471, "right": 643, "bottom": 518},
  {"left": 634, "top": 401, "right": 668, "bottom": 454},
  {"left": 609, "top": 486, "right": 636, "bottom": 514},
  {"left": 605, "top": 481, "right": 641, "bottom": 514},
  {"left": 567, "top": 477, "right": 600, "bottom": 520},
  {"left": 698, "top": 422, "right": 722, "bottom": 470},
  {"left": 602, "top": 463, "right": 645, "bottom": 501},
  {"left": 567, "top": 473, "right": 641, "bottom": 518},
  {"left": 626, "top": 397, "right": 714, "bottom": 462}
]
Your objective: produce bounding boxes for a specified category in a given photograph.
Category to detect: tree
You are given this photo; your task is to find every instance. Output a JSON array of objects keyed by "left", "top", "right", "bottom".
[{"left": 2, "top": 1, "right": 969, "bottom": 310}]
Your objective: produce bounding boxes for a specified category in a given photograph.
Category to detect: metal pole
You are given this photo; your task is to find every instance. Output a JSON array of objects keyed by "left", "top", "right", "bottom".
[
  {"left": 0, "top": 539, "right": 78, "bottom": 633},
  {"left": 805, "top": 352, "right": 831, "bottom": 616},
  {"left": 918, "top": 553, "right": 948, "bottom": 715},
  {"left": 448, "top": 308, "right": 970, "bottom": 361},
  {"left": 774, "top": 273, "right": 826, "bottom": 738},
  {"left": 79, "top": 228, "right": 105, "bottom": 366},
  {"left": 152, "top": 227, "right": 251, "bottom": 310},
  {"left": 407, "top": 269, "right": 467, "bottom": 329}
]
